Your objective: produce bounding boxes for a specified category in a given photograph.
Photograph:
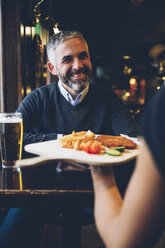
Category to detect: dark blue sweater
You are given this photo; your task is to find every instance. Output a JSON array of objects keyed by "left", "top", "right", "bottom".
[{"left": 17, "top": 82, "right": 139, "bottom": 149}]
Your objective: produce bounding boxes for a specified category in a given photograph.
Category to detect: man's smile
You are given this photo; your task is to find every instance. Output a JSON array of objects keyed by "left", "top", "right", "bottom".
[{"left": 70, "top": 73, "right": 86, "bottom": 80}]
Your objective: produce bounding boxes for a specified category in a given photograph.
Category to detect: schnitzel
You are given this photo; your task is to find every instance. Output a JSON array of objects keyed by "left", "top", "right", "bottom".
[{"left": 96, "top": 135, "right": 136, "bottom": 149}]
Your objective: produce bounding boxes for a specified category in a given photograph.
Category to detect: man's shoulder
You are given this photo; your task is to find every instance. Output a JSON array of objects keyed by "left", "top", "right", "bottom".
[
  {"left": 37, "top": 82, "right": 58, "bottom": 92},
  {"left": 22, "top": 82, "right": 59, "bottom": 103},
  {"left": 31, "top": 82, "right": 58, "bottom": 97}
]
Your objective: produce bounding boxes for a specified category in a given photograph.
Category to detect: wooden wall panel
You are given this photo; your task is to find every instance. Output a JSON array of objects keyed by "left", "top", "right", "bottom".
[{"left": 2, "top": 0, "right": 22, "bottom": 112}]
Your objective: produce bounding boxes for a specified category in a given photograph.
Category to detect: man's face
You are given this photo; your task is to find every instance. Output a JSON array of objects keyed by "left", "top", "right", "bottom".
[{"left": 54, "top": 38, "right": 92, "bottom": 93}]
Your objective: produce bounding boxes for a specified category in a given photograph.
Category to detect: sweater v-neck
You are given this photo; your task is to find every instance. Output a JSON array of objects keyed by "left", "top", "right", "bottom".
[{"left": 57, "top": 83, "right": 92, "bottom": 110}]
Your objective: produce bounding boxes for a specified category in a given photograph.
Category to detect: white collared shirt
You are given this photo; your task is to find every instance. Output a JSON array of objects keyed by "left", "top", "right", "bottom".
[{"left": 58, "top": 81, "right": 89, "bottom": 106}]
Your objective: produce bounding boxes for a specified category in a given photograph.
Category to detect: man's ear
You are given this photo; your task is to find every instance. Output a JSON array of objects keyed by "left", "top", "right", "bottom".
[{"left": 47, "top": 62, "right": 58, "bottom": 75}]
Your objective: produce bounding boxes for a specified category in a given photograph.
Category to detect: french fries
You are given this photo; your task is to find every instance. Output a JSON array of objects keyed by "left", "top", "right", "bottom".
[{"left": 59, "top": 130, "right": 96, "bottom": 150}]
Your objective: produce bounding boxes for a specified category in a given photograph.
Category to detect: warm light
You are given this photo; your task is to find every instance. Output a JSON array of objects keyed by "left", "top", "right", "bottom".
[
  {"left": 123, "top": 66, "right": 132, "bottom": 75},
  {"left": 138, "top": 79, "right": 146, "bottom": 105},
  {"left": 129, "top": 78, "right": 136, "bottom": 85},
  {"left": 21, "top": 88, "right": 24, "bottom": 97},
  {"left": 20, "top": 24, "right": 24, "bottom": 37},
  {"left": 123, "top": 56, "right": 131, "bottom": 60},
  {"left": 32, "top": 27, "right": 36, "bottom": 38},
  {"left": 26, "top": 87, "right": 31, "bottom": 95},
  {"left": 25, "top": 26, "right": 31, "bottom": 36},
  {"left": 125, "top": 92, "right": 130, "bottom": 97},
  {"left": 122, "top": 91, "right": 130, "bottom": 101},
  {"left": 162, "top": 76, "right": 165, "bottom": 80},
  {"left": 22, "top": 87, "right": 31, "bottom": 96},
  {"left": 36, "top": 17, "right": 40, "bottom": 24},
  {"left": 43, "top": 72, "right": 47, "bottom": 78},
  {"left": 157, "top": 86, "right": 161, "bottom": 90}
]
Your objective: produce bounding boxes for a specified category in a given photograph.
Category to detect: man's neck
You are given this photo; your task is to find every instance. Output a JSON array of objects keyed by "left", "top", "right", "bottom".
[{"left": 60, "top": 81, "right": 79, "bottom": 100}]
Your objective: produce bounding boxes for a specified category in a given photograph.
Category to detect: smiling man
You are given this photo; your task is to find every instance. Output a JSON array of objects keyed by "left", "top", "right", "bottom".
[
  {"left": 0, "top": 30, "right": 139, "bottom": 248},
  {"left": 17, "top": 30, "right": 138, "bottom": 148}
]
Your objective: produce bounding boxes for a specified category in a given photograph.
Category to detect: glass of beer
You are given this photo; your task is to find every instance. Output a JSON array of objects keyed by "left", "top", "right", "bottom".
[{"left": 0, "top": 112, "right": 23, "bottom": 167}]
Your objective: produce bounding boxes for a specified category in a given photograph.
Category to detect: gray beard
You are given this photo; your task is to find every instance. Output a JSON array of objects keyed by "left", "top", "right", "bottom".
[
  {"left": 58, "top": 73, "right": 90, "bottom": 93},
  {"left": 65, "top": 78, "right": 88, "bottom": 92}
]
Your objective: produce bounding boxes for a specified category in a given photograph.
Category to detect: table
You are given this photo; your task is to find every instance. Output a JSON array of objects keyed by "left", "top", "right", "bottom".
[
  {"left": 0, "top": 162, "right": 94, "bottom": 248},
  {"left": 0, "top": 156, "right": 136, "bottom": 248}
]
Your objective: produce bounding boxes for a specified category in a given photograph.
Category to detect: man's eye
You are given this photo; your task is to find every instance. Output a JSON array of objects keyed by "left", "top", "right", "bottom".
[
  {"left": 79, "top": 54, "right": 88, "bottom": 60},
  {"left": 62, "top": 57, "right": 72, "bottom": 63}
]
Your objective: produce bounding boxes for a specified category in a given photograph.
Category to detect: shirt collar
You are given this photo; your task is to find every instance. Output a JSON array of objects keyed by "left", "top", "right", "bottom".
[{"left": 58, "top": 81, "right": 89, "bottom": 106}]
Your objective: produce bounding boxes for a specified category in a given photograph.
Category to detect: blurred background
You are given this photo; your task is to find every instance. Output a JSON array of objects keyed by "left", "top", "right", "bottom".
[{"left": 1, "top": 0, "right": 165, "bottom": 123}]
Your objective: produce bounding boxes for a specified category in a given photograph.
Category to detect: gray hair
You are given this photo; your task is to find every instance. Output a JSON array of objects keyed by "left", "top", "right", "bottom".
[{"left": 46, "top": 30, "right": 88, "bottom": 65}]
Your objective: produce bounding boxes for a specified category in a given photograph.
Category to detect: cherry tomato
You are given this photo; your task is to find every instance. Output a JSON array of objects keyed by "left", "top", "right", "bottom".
[{"left": 83, "top": 141, "right": 102, "bottom": 154}]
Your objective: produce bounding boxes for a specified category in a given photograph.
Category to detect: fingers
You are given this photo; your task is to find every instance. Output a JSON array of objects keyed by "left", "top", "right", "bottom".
[{"left": 90, "top": 165, "right": 114, "bottom": 175}]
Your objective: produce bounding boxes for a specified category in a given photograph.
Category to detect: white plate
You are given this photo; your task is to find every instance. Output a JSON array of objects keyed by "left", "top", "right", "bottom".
[{"left": 15, "top": 139, "right": 140, "bottom": 168}]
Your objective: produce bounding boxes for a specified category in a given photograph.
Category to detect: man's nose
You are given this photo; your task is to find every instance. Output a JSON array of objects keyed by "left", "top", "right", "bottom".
[{"left": 72, "top": 58, "right": 83, "bottom": 70}]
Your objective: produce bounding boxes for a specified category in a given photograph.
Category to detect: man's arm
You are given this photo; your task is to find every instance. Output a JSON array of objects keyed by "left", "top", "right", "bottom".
[
  {"left": 91, "top": 139, "right": 165, "bottom": 248},
  {"left": 16, "top": 90, "right": 58, "bottom": 146},
  {"left": 111, "top": 93, "right": 139, "bottom": 137},
  {"left": 22, "top": 132, "right": 57, "bottom": 146}
]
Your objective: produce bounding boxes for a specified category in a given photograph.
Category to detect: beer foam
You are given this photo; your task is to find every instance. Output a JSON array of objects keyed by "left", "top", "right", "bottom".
[{"left": 0, "top": 117, "right": 22, "bottom": 123}]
